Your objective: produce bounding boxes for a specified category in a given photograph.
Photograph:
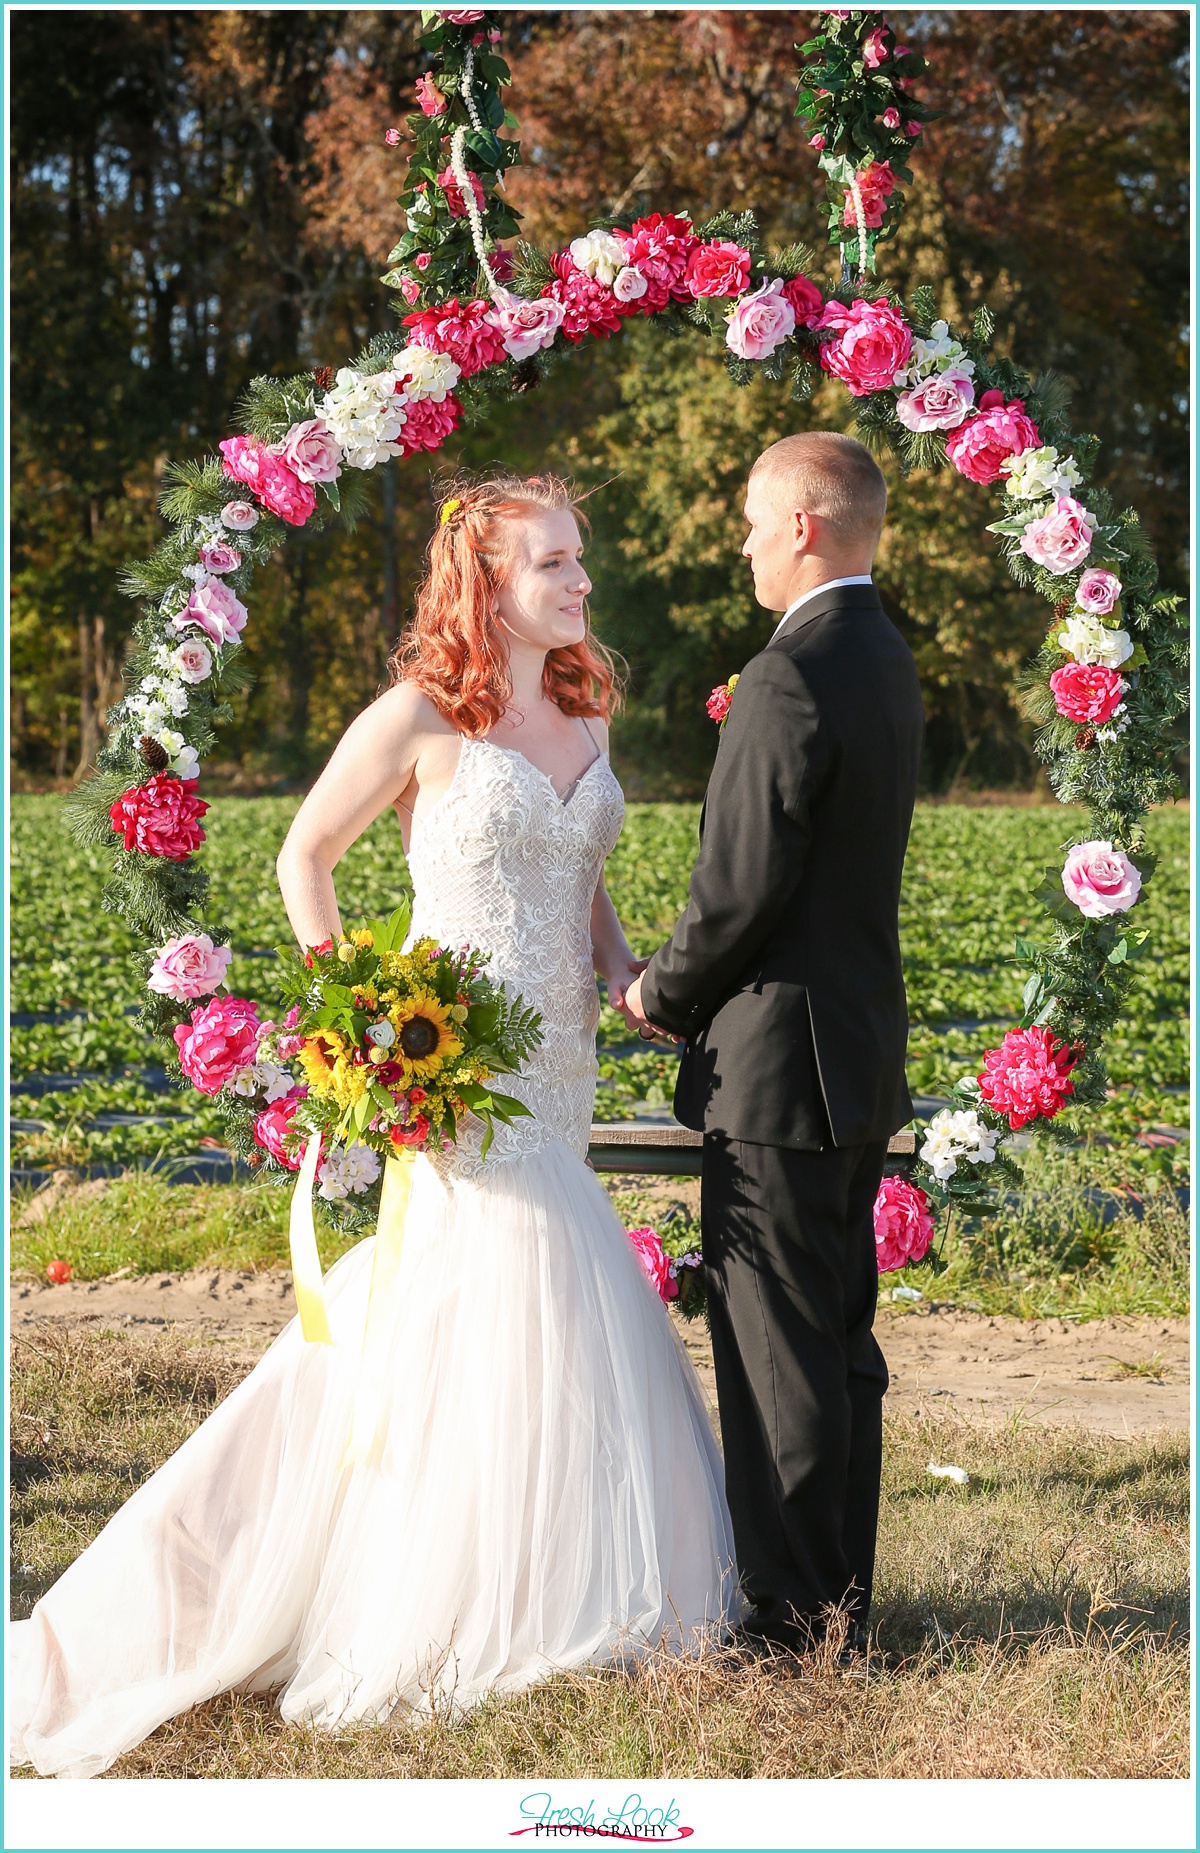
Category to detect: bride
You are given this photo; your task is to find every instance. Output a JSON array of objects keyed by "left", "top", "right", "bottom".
[{"left": 10, "top": 470, "right": 740, "bottom": 1779}]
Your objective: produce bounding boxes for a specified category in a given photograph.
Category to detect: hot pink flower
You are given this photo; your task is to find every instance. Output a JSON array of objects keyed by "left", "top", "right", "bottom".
[
  {"left": 809, "top": 133, "right": 826, "bottom": 150},
  {"left": 198, "top": 540, "right": 241, "bottom": 574},
  {"left": 626, "top": 1226, "right": 679, "bottom": 1303},
  {"left": 440, "top": 8, "right": 484, "bottom": 20},
  {"left": 403, "top": 296, "right": 507, "bottom": 377},
  {"left": 399, "top": 277, "right": 421, "bottom": 305},
  {"left": 895, "top": 366, "right": 975, "bottom": 433},
  {"left": 436, "top": 163, "right": 485, "bottom": 219},
  {"left": 384, "top": 128, "right": 401, "bottom": 147},
  {"left": 817, "top": 296, "right": 912, "bottom": 396},
  {"left": 174, "top": 995, "right": 263, "bottom": 1095},
  {"left": 218, "top": 435, "right": 315, "bottom": 526},
  {"left": 1048, "top": 661, "right": 1125, "bottom": 724},
  {"left": 415, "top": 252, "right": 432, "bottom": 272},
  {"left": 1061, "top": 840, "right": 1142, "bottom": 919},
  {"left": 978, "top": 1027, "right": 1075, "bottom": 1130},
  {"left": 544, "top": 253, "right": 630, "bottom": 343},
  {"left": 397, "top": 392, "right": 463, "bottom": 456},
  {"left": 276, "top": 417, "right": 342, "bottom": 484},
  {"left": 174, "top": 579, "right": 248, "bottom": 648},
  {"left": 275, "top": 1005, "right": 305, "bottom": 1062},
  {"left": 706, "top": 683, "right": 734, "bottom": 724},
  {"left": 148, "top": 932, "right": 232, "bottom": 1003},
  {"left": 415, "top": 74, "right": 446, "bottom": 116},
  {"left": 873, "top": 1177, "right": 934, "bottom": 1273},
  {"left": 1020, "top": 495, "right": 1096, "bottom": 575},
  {"left": 782, "top": 274, "right": 825, "bottom": 328},
  {"left": 109, "top": 776, "right": 208, "bottom": 860},
  {"left": 1075, "top": 568, "right": 1122, "bottom": 616},
  {"left": 685, "top": 240, "right": 751, "bottom": 299},
  {"left": 861, "top": 26, "right": 891, "bottom": 68},
  {"left": 882, "top": 107, "right": 901, "bottom": 129},
  {"left": 905, "top": 120, "right": 922, "bottom": 137},
  {"left": 253, "top": 1088, "right": 311, "bottom": 1167},
  {"left": 841, "top": 160, "right": 897, "bottom": 230},
  {"left": 614, "top": 212, "right": 697, "bottom": 312},
  {"left": 945, "top": 389, "right": 1040, "bottom": 485}
]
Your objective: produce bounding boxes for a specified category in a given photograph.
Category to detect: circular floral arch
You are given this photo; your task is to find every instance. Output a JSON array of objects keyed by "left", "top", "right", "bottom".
[{"left": 68, "top": 7, "right": 1189, "bottom": 1240}]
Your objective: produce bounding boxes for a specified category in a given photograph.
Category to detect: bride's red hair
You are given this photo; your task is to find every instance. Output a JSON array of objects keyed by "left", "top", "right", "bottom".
[{"left": 388, "top": 471, "right": 622, "bottom": 736}]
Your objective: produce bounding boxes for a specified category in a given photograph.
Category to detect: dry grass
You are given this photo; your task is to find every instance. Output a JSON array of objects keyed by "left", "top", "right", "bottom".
[{"left": 10, "top": 1326, "right": 1190, "bottom": 1781}]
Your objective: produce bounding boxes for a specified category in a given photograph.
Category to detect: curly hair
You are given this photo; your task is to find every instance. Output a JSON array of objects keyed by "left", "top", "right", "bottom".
[{"left": 387, "top": 470, "right": 622, "bottom": 737}]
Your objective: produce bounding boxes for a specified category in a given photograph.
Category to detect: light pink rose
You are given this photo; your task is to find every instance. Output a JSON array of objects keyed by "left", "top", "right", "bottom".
[
  {"left": 174, "top": 995, "right": 263, "bottom": 1095},
  {"left": 882, "top": 107, "right": 901, "bottom": 129},
  {"left": 384, "top": 127, "right": 401, "bottom": 147},
  {"left": 198, "top": 540, "right": 241, "bottom": 574},
  {"left": 1075, "top": 568, "right": 1122, "bottom": 616},
  {"left": 1019, "top": 494, "right": 1096, "bottom": 575},
  {"left": 415, "top": 74, "right": 446, "bottom": 117},
  {"left": 415, "top": 252, "right": 431, "bottom": 272},
  {"left": 220, "top": 500, "right": 259, "bottom": 531},
  {"left": 399, "top": 277, "right": 421, "bottom": 305},
  {"left": 817, "top": 296, "right": 913, "bottom": 396},
  {"left": 485, "top": 288, "right": 566, "bottom": 360},
  {"left": 725, "top": 277, "right": 796, "bottom": 360},
  {"left": 861, "top": 26, "right": 890, "bottom": 67},
  {"left": 148, "top": 932, "right": 233, "bottom": 1003},
  {"left": 1061, "top": 840, "right": 1142, "bottom": 919},
  {"left": 895, "top": 365, "right": 975, "bottom": 433},
  {"left": 169, "top": 638, "right": 213, "bottom": 684},
  {"left": 612, "top": 265, "right": 648, "bottom": 303},
  {"left": 276, "top": 417, "right": 342, "bottom": 484},
  {"left": 173, "top": 579, "right": 248, "bottom": 648}
]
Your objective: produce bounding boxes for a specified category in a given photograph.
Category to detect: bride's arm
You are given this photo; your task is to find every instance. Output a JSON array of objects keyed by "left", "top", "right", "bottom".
[
  {"left": 275, "top": 683, "right": 430, "bottom": 950},
  {"left": 591, "top": 874, "right": 645, "bottom": 1013}
]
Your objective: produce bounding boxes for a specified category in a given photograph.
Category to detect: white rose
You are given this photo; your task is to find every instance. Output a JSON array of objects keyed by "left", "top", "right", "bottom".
[
  {"left": 392, "top": 344, "right": 461, "bottom": 403},
  {"left": 568, "top": 229, "right": 626, "bottom": 287},
  {"left": 168, "top": 745, "right": 200, "bottom": 780},
  {"left": 613, "top": 265, "right": 648, "bottom": 302},
  {"left": 1057, "top": 612, "right": 1134, "bottom": 670},
  {"left": 1004, "top": 444, "right": 1082, "bottom": 501}
]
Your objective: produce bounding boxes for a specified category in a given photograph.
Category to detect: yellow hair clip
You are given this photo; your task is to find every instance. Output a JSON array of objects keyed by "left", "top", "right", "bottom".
[{"left": 439, "top": 497, "right": 463, "bottom": 526}]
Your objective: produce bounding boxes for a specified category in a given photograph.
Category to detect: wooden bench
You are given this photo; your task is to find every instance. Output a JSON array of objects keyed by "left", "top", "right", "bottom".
[{"left": 587, "top": 1123, "right": 917, "bottom": 1178}]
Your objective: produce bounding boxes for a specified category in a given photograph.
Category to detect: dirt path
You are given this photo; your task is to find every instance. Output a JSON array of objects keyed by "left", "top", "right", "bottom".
[{"left": 11, "top": 1267, "right": 1190, "bottom": 1438}]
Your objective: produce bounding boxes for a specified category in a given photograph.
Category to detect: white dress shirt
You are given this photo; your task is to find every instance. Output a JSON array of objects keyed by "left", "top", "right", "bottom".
[{"left": 770, "top": 575, "right": 875, "bottom": 640}]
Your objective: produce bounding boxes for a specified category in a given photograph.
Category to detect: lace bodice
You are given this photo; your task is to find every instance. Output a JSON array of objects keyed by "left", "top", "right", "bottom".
[{"left": 405, "top": 735, "right": 625, "bottom": 1177}]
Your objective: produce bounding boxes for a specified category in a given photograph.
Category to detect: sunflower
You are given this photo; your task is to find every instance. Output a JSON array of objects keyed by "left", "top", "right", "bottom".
[
  {"left": 390, "top": 992, "right": 464, "bottom": 1082},
  {"left": 296, "top": 1029, "right": 346, "bottom": 1097}
]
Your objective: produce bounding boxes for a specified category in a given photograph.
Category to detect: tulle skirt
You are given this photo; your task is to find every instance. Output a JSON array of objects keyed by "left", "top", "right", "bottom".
[{"left": 10, "top": 1141, "right": 740, "bottom": 1778}]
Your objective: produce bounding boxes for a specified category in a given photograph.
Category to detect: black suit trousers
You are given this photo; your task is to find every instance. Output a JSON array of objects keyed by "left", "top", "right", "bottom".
[{"left": 701, "top": 1134, "right": 890, "bottom": 1631}]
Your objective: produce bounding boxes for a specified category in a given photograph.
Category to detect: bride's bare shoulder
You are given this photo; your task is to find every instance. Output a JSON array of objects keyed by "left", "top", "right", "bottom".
[{"left": 355, "top": 679, "right": 455, "bottom": 746}]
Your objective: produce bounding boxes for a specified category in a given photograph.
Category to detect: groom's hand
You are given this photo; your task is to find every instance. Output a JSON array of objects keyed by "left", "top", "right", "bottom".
[{"left": 623, "top": 973, "right": 679, "bottom": 1043}]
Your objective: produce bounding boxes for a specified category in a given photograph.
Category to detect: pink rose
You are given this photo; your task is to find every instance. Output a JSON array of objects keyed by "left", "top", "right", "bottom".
[
  {"left": 1020, "top": 494, "right": 1096, "bottom": 575},
  {"left": 174, "top": 995, "right": 263, "bottom": 1095},
  {"left": 198, "top": 540, "right": 241, "bottom": 574},
  {"left": 169, "top": 638, "right": 213, "bottom": 684},
  {"left": 415, "top": 74, "right": 446, "bottom": 116},
  {"left": 403, "top": 296, "right": 507, "bottom": 378},
  {"left": 895, "top": 366, "right": 975, "bottom": 433},
  {"left": 436, "top": 163, "right": 485, "bottom": 219},
  {"left": 148, "top": 932, "right": 233, "bottom": 1003},
  {"left": 894, "top": 44, "right": 912, "bottom": 58},
  {"left": 706, "top": 683, "right": 734, "bottom": 724},
  {"left": 276, "top": 1005, "right": 305, "bottom": 1061},
  {"left": 613, "top": 212, "right": 697, "bottom": 313},
  {"left": 252, "top": 1088, "right": 312, "bottom": 1168},
  {"left": 1075, "top": 568, "right": 1122, "bottom": 616},
  {"left": 906, "top": 121, "right": 922, "bottom": 137},
  {"left": 399, "top": 277, "right": 421, "bottom": 305},
  {"left": 882, "top": 108, "right": 901, "bottom": 129},
  {"left": 685, "top": 240, "right": 752, "bottom": 299},
  {"left": 842, "top": 160, "right": 897, "bottom": 230},
  {"left": 945, "top": 389, "right": 1040, "bottom": 485},
  {"left": 1061, "top": 840, "right": 1142, "bottom": 919},
  {"left": 873, "top": 1178, "right": 934, "bottom": 1274},
  {"left": 725, "top": 278, "right": 796, "bottom": 360},
  {"left": 626, "top": 1226, "right": 679, "bottom": 1303},
  {"left": 809, "top": 133, "right": 826, "bottom": 150},
  {"left": 782, "top": 274, "right": 825, "bottom": 328},
  {"left": 220, "top": 500, "right": 259, "bottom": 531},
  {"left": 218, "top": 435, "right": 315, "bottom": 527},
  {"left": 397, "top": 392, "right": 462, "bottom": 456},
  {"left": 109, "top": 775, "right": 208, "bottom": 860},
  {"left": 440, "top": 8, "right": 484, "bottom": 20},
  {"left": 384, "top": 128, "right": 401, "bottom": 148},
  {"left": 1048, "top": 661, "right": 1125, "bottom": 724},
  {"left": 415, "top": 252, "right": 432, "bottom": 273},
  {"left": 486, "top": 287, "right": 566, "bottom": 360},
  {"left": 861, "top": 26, "right": 890, "bottom": 68},
  {"left": 276, "top": 417, "right": 342, "bottom": 484},
  {"left": 817, "top": 296, "right": 912, "bottom": 396},
  {"left": 173, "top": 579, "right": 248, "bottom": 649},
  {"left": 979, "top": 1027, "right": 1075, "bottom": 1130}
]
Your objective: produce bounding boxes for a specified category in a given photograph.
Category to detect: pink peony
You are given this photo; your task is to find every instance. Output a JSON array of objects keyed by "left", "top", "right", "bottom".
[
  {"left": 706, "top": 682, "right": 734, "bottom": 724},
  {"left": 782, "top": 274, "right": 825, "bottom": 328},
  {"left": 882, "top": 107, "right": 901, "bottom": 129},
  {"left": 725, "top": 278, "right": 796, "bottom": 360},
  {"left": 873, "top": 1177, "right": 934, "bottom": 1273},
  {"left": 1048, "top": 661, "right": 1125, "bottom": 724},
  {"left": 415, "top": 74, "right": 446, "bottom": 116},
  {"left": 945, "top": 389, "right": 1040, "bottom": 485},
  {"left": 1061, "top": 840, "right": 1142, "bottom": 919},
  {"left": 978, "top": 1026, "right": 1075, "bottom": 1130},
  {"left": 253, "top": 1088, "right": 311, "bottom": 1167},
  {"left": 218, "top": 435, "right": 316, "bottom": 526},
  {"left": 403, "top": 296, "right": 507, "bottom": 378},
  {"left": 174, "top": 995, "right": 263, "bottom": 1095},
  {"left": 397, "top": 392, "right": 462, "bottom": 456},
  {"left": 1020, "top": 494, "right": 1096, "bottom": 575},
  {"left": 895, "top": 366, "right": 975, "bottom": 433},
  {"left": 436, "top": 162, "right": 485, "bottom": 219},
  {"left": 544, "top": 253, "right": 630, "bottom": 343},
  {"left": 841, "top": 161, "right": 897, "bottom": 231},
  {"left": 276, "top": 417, "right": 342, "bottom": 484},
  {"left": 861, "top": 26, "right": 891, "bottom": 67},
  {"left": 626, "top": 1226, "right": 679, "bottom": 1303},
  {"left": 148, "top": 932, "right": 232, "bottom": 1003},
  {"left": 685, "top": 240, "right": 751, "bottom": 299},
  {"left": 1075, "top": 568, "right": 1122, "bottom": 616},
  {"left": 817, "top": 296, "right": 912, "bottom": 396},
  {"left": 614, "top": 212, "right": 697, "bottom": 312},
  {"left": 220, "top": 500, "right": 259, "bottom": 531},
  {"left": 198, "top": 540, "right": 241, "bottom": 574},
  {"left": 174, "top": 579, "right": 248, "bottom": 649},
  {"left": 486, "top": 288, "right": 566, "bottom": 360},
  {"left": 109, "top": 775, "right": 208, "bottom": 860}
]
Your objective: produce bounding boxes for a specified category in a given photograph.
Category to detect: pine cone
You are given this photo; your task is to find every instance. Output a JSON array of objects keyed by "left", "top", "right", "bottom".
[
  {"left": 510, "top": 360, "right": 541, "bottom": 394},
  {"left": 1075, "top": 727, "right": 1097, "bottom": 751},
  {"left": 244, "top": 1149, "right": 264, "bottom": 1169},
  {"left": 1054, "top": 600, "right": 1072, "bottom": 621},
  {"left": 139, "top": 735, "right": 169, "bottom": 771},
  {"left": 312, "top": 365, "right": 334, "bottom": 394}
]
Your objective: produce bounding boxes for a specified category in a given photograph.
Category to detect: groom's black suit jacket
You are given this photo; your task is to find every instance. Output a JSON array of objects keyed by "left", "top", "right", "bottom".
[{"left": 640, "top": 583, "right": 924, "bottom": 1150}]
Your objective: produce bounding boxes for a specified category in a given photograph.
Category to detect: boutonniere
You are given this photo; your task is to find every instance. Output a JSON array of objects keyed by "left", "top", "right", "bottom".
[{"left": 705, "top": 674, "right": 739, "bottom": 727}]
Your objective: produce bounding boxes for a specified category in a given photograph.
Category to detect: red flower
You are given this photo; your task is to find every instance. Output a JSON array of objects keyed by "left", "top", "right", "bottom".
[
  {"left": 543, "top": 253, "right": 632, "bottom": 343},
  {"left": 945, "top": 390, "right": 1040, "bottom": 486},
  {"left": 706, "top": 683, "right": 734, "bottom": 724},
  {"left": 978, "top": 1026, "right": 1076, "bottom": 1131},
  {"left": 403, "top": 297, "right": 506, "bottom": 378},
  {"left": 304, "top": 936, "right": 334, "bottom": 969},
  {"left": 398, "top": 392, "right": 463, "bottom": 456},
  {"left": 46, "top": 1259, "right": 72, "bottom": 1285},
  {"left": 436, "top": 162, "right": 485, "bottom": 219},
  {"left": 109, "top": 775, "right": 208, "bottom": 860},
  {"left": 782, "top": 274, "right": 825, "bottom": 328},
  {"left": 391, "top": 1115, "right": 430, "bottom": 1149},
  {"left": 1049, "top": 662, "right": 1125, "bottom": 725},
  {"left": 615, "top": 212, "right": 697, "bottom": 312}
]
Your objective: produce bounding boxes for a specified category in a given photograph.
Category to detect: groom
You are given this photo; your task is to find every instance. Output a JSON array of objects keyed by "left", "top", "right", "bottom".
[{"left": 625, "top": 431, "right": 924, "bottom": 1653}]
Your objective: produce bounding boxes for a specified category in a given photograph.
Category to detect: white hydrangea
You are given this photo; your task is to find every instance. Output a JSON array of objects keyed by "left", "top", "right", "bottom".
[
  {"left": 319, "top": 367, "right": 408, "bottom": 470},
  {"left": 896, "top": 320, "right": 976, "bottom": 385},
  {"left": 1003, "top": 444, "right": 1082, "bottom": 501},
  {"left": 318, "top": 1142, "right": 382, "bottom": 1201},
  {"left": 392, "top": 343, "right": 461, "bottom": 403},
  {"left": 1057, "top": 612, "right": 1134, "bottom": 670},
  {"left": 139, "top": 674, "right": 190, "bottom": 717},
  {"left": 127, "top": 694, "right": 170, "bottom": 732},
  {"left": 227, "top": 1061, "right": 295, "bottom": 1103},
  {"left": 920, "top": 1108, "right": 999, "bottom": 1183},
  {"left": 568, "top": 229, "right": 627, "bottom": 287}
]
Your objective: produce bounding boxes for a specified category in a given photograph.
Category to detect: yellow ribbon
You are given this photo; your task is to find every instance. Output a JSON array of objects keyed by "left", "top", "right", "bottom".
[{"left": 289, "top": 1133, "right": 333, "bottom": 1344}]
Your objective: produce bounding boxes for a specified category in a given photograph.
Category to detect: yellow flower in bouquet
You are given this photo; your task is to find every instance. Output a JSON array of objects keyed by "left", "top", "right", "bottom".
[{"left": 389, "top": 991, "right": 464, "bottom": 1082}]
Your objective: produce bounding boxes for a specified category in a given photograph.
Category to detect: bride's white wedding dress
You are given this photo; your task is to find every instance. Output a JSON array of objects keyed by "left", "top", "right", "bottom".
[{"left": 10, "top": 735, "right": 739, "bottom": 1779}]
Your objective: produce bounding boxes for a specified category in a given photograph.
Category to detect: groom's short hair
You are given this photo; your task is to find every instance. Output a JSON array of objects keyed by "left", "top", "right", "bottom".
[{"left": 751, "top": 432, "right": 887, "bottom": 549}]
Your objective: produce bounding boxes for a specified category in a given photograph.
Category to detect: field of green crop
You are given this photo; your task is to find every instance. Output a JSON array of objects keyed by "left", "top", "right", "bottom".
[{"left": 10, "top": 795, "right": 1189, "bottom": 1195}]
